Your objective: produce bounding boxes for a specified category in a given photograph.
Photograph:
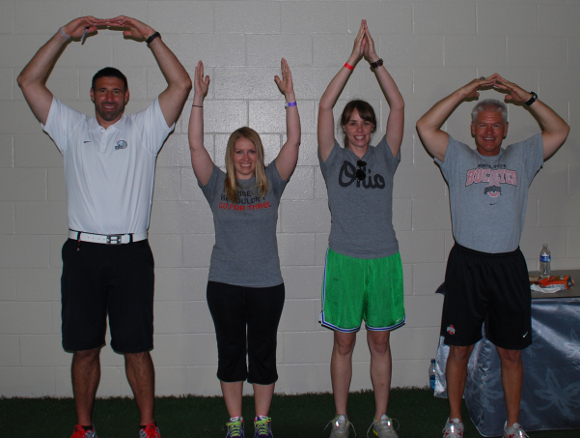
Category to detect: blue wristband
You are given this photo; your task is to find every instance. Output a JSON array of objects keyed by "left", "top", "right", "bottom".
[
  {"left": 285, "top": 101, "right": 297, "bottom": 108},
  {"left": 59, "top": 27, "right": 71, "bottom": 40}
]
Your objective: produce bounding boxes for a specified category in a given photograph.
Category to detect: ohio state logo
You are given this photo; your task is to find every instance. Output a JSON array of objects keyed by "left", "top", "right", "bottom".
[
  {"left": 464, "top": 165, "right": 518, "bottom": 198},
  {"left": 447, "top": 325, "right": 456, "bottom": 335}
]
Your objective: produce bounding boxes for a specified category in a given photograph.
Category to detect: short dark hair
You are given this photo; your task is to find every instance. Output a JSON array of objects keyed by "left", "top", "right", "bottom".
[
  {"left": 340, "top": 100, "right": 377, "bottom": 146},
  {"left": 92, "top": 67, "right": 128, "bottom": 91}
]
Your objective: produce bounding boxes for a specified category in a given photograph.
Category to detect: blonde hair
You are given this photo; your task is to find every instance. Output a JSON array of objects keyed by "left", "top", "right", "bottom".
[{"left": 224, "top": 127, "right": 268, "bottom": 203}]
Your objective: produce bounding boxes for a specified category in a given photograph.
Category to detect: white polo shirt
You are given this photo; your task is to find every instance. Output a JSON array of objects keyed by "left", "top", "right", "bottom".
[{"left": 43, "top": 97, "right": 174, "bottom": 235}]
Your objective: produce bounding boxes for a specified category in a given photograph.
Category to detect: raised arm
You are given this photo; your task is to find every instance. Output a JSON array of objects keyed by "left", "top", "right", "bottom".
[
  {"left": 188, "top": 61, "right": 214, "bottom": 186},
  {"left": 274, "top": 59, "right": 301, "bottom": 181},
  {"left": 493, "top": 74, "right": 569, "bottom": 160},
  {"left": 318, "top": 20, "right": 367, "bottom": 162},
  {"left": 416, "top": 75, "right": 496, "bottom": 161},
  {"left": 17, "top": 16, "right": 106, "bottom": 124},
  {"left": 362, "top": 21, "right": 404, "bottom": 156},
  {"left": 108, "top": 16, "right": 192, "bottom": 127}
]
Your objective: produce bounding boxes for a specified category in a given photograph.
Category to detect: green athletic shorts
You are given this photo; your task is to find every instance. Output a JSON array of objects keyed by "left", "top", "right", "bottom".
[{"left": 320, "top": 248, "right": 405, "bottom": 333}]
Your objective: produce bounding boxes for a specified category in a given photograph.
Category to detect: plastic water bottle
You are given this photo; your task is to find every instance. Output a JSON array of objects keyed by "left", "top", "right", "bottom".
[
  {"left": 429, "top": 359, "right": 436, "bottom": 392},
  {"left": 540, "top": 244, "right": 551, "bottom": 278}
]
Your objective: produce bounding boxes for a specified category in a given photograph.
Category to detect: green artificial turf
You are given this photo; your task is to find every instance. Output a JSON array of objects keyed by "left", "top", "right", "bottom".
[{"left": 2, "top": 389, "right": 578, "bottom": 437}]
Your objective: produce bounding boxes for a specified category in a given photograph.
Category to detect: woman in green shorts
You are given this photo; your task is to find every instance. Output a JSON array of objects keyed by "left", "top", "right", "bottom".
[{"left": 318, "top": 20, "right": 405, "bottom": 438}]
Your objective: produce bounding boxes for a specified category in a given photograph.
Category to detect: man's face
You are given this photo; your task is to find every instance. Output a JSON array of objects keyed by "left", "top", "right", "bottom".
[
  {"left": 471, "top": 110, "right": 508, "bottom": 157},
  {"left": 90, "top": 77, "right": 129, "bottom": 127}
]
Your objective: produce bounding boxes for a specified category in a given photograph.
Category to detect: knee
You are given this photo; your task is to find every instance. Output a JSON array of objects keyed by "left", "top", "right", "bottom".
[
  {"left": 124, "top": 351, "right": 152, "bottom": 365},
  {"left": 448, "top": 345, "right": 472, "bottom": 363},
  {"left": 73, "top": 348, "right": 101, "bottom": 364},
  {"left": 368, "top": 337, "right": 390, "bottom": 356},
  {"left": 334, "top": 337, "right": 356, "bottom": 356},
  {"left": 498, "top": 348, "right": 521, "bottom": 366}
]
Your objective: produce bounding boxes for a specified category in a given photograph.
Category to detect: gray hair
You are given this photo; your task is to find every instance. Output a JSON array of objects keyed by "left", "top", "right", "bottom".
[{"left": 471, "top": 99, "right": 508, "bottom": 124}]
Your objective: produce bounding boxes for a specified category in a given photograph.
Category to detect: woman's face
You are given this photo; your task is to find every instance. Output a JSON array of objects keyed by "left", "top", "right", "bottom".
[
  {"left": 232, "top": 137, "right": 258, "bottom": 180},
  {"left": 343, "top": 108, "right": 374, "bottom": 154}
]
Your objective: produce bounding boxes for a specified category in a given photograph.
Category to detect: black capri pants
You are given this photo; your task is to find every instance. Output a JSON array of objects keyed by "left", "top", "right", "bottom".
[{"left": 206, "top": 281, "right": 285, "bottom": 385}]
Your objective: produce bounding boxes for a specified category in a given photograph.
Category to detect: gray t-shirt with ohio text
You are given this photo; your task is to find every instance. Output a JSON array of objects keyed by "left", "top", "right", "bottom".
[
  {"left": 319, "top": 135, "right": 400, "bottom": 259},
  {"left": 200, "top": 162, "right": 287, "bottom": 287}
]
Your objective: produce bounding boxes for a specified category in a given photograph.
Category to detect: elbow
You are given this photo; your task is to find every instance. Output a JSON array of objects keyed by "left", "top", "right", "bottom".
[
  {"left": 416, "top": 118, "right": 425, "bottom": 135},
  {"left": 188, "top": 141, "right": 200, "bottom": 155},
  {"left": 16, "top": 72, "right": 28, "bottom": 90},
  {"left": 17, "top": 70, "right": 40, "bottom": 94},
  {"left": 416, "top": 115, "right": 431, "bottom": 136},
  {"left": 177, "top": 75, "right": 193, "bottom": 96},
  {"left": 183, "top": 77, "right": 193, "bottom": 95},
  {"left": 548, "top": 122, "right": 571, "bottom": 146},
  {"left": 319, "top": 101, "right": 333, "bottom": 113},
  {"left": 392, "top": 99, "right": 405, "bottom": 113},
  {"left": 559, "top": 124, "right": 571, "bottom": 147},
  {"left": 290, "top": 137, "right": 301, "bottom": 151}
]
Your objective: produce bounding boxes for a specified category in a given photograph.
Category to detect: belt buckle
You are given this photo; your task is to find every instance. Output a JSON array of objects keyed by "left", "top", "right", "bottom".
[{"left": 106, "top": 234, "right": 123, "bottom": 245}]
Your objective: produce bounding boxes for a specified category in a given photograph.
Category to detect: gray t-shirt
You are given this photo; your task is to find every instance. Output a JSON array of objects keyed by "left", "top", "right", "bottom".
[
  {"left": 435, "top": 134, "right": 543, "bottom": 253},
  {"left": 200, "top": 162, "right": 287, "bottom": 287},
  {"left": 319, "top": 135, "right": 400, "bottom": 259}
]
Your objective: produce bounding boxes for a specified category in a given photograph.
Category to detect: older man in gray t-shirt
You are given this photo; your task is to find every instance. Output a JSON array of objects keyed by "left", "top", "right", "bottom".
[{"left": 416, "top": 73, "right": 569, "bottom": 438}]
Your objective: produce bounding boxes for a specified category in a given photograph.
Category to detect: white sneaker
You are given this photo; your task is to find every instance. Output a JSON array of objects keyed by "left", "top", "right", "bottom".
[
  {"left": 327, "top": 415, "right": 354, "bottom": 438},
  {"left": 503, "top": 422, "right": 529, "bottom": 438},
  {"left": 367, "top": 414, "right": 398, "bottom": 437},
  {"left": 442, "top": 418, "right": 464, "bottom": 438}
]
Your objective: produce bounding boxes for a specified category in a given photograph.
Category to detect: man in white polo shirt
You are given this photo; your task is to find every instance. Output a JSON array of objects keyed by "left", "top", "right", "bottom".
[{"left": 17, "top": 15, "right": 191, "bottom": 438}]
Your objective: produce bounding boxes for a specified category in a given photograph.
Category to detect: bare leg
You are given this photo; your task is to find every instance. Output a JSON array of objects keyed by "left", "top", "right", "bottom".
[
  {"left": 125, "top": 352, "right": 156, "bottom": 425},
  {"left": 446, "top": 344, "right": 474, "bottom": 421},
  {"left": 367, "top": 330, "right": 392, "bottom": 420},
  {"left": 254, "top": 383, "right": 275, "bottom": 417},
  {"left": 331, "top": 331, "right": 357, "bottom": 416},
  {"left": 221, "top": 381, "right": 244, "bottom": 418},
  {"left": 497, "top": 347, "right": 523, "bottom": 427},
  {"left": 72, "top": 348, "right": 101, "bottom": 426}
]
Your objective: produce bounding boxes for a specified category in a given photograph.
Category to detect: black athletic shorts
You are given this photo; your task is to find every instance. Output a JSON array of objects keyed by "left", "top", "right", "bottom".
[
  {"left": 61, "top": 239, "right": 154, "bottom": 353},
  {"left": 440, "top": 243, "right": 532, "bottom": 350}
]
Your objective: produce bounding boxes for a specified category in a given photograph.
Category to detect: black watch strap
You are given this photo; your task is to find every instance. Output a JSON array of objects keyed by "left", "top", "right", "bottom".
[
  {"left": 370, "top": 58, "right": 383, "bottom": 69},
  {"left": 525, "top": 91, "right": 538, "bottom": 106},
  {"left": 146, "top": 32, "right": 161, "bottom": 46}
]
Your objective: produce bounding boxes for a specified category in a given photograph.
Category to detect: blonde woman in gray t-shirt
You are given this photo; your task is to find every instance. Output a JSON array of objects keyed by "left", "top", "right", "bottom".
[
  {"left": 318, "top": 20, "right": 405, "bottom": 438},
  {"left": 188, "top": 59, "right": 300, "bottom": 438}
]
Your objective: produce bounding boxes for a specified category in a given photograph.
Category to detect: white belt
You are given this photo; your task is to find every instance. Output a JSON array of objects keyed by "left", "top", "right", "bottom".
[{"left": 69, "top": 230, "right": 148, "bottom": 245}]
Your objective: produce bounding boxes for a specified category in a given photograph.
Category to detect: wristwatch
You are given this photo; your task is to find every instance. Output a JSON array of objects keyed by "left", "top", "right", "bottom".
[
  {"left": 525, "top": 91, "right": 538, "bottom": 106},
  {"left": 370, "top": 58, "right": 384, "bottom": 69}
]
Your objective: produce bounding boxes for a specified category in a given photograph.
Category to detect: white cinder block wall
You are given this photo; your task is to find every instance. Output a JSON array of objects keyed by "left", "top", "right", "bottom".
[{"left": 1, "top": 0, "right": 578, "bottom": 397}]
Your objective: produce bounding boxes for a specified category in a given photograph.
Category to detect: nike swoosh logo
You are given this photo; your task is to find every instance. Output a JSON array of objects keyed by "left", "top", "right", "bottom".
[{"left": 83, "top": 140, "right": 91, "bottom": 143}]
